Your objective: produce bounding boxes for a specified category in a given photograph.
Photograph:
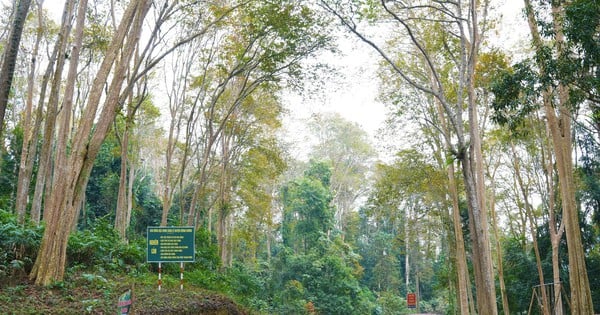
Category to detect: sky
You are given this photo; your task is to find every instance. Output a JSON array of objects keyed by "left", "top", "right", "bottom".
[{"left": 280, "top": 0, "right": 528, "bottom": 161}]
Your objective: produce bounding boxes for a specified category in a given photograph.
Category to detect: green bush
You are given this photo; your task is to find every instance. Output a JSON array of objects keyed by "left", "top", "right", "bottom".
[
  {"left": 67, "top": 219, "right": 144, "bottom": 271},
  {"left": 0, "top": 210, "right": 43, "bottom": 279}
]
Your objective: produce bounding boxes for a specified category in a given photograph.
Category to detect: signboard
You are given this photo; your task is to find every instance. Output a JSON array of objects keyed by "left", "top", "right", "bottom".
[
  {"left": 407, "top": 293, "right": 417, "bottom": 308},
  {"left": 147, "top": 226, "right": 195, "bottom": 262},
  {"left": 117, "top": 289, "right": 132, "bottom": 314}
]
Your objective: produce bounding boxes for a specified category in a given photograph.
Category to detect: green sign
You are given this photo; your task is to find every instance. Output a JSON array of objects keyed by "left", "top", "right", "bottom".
[{"left": 147, "top": 226, "right": 195, "bottom": 262}]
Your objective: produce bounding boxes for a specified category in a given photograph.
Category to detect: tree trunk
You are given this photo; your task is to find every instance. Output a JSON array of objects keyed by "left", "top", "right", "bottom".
[
  {"left": 465, "top": 3, "right": 497, "bottom": 311},
  {"left": 448, "top": 163, "right": 471, "bottom": 315},
  {"left": 15, "top": 0, "right": 43, "bottom": 223},
  {"left": 218, "top": 133, "right": 231, "bottom": 267},
  {"left": 434, "top": 90, "right": 471, "bottom": 315},
  {"left": 30, "top": 0, "right": 150, "bottom": 285},
  {"left": 524, "top": 1, "right": 594, "bottom": 313},
  {"left": 490, "top": 191, "right": 509, "bottom": 315},
  {"left": 0, "top": 0, "right": 32, "bottom": 141},
  {"left": 32, "top": 0, "right": 76, "bottom": 224},
  {"left": 461, "top": 155, "right": 497, "bottom": 315},
  {"left": 126, "top": 159, "right": 135, "bottom": 233},
  {"left": 543, "top": 127, "right": 564, "bottom": 315},
  {"left": 511, "top": 142, "right": 550, "bottom": 315},
  {"left": 115, "top": 118, "right": 130, "bottom": 238}
]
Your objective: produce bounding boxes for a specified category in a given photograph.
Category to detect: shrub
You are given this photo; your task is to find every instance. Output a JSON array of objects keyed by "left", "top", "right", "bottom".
[
  {"left": 0, "top": 210, "right": 43, "bottom": 280},
  {"left": 67, "top": 218, "right": 144, "bottom": 271}
]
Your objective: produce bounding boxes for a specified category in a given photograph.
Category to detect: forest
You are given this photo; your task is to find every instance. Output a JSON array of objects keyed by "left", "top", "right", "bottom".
[{"left": 0, "top": 0, "right": 599, "bottom": 314}]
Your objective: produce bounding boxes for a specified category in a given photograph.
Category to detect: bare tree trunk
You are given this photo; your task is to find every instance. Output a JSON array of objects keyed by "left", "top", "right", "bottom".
[
  {"left": 126, "top": 159, "right": 135, "bottom": 228},
  {"left": 32, "top": 0, "right": 76, "bottom": 224},
  {"left": 490, "top": 191, "right": 509, "bottom": 315},
  {"left": 0, "top": 0, "right": 32, "bottom": 141},
  {"left": 115, "top": 117, "right": 130, "bottom": 238},
  {"left": 511, "top": 142, "right": 550, "bottom": 315},
  {"left": 434, "top": 89, "right": 471, "bottom": 315},
  {"left": 543, "top": 127, "right": 564, "bottom": 315},
  {"left": 485, "top": 152, "right": 508, "bottom": 315},
  {"left": 448, "top": 163, "right": 471, "bottom": 315},
  {"left": 465, "top": 2, "right": 497, "bottom": 310},
  {"left": 218, "top": 133, "right": 231, "bottom": 267},
  {"left": 29, "top": 0, "right": 85, "bottom": 284},
  {"left": 15, "top": 0, "right": 43, "bottom": 223}
]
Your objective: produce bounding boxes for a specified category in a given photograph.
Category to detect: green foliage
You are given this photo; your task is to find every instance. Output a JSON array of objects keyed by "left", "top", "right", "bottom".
[
  {"left": 271, "top": 247, "right": 376, "bottom": 314},
  {"left": 281, "top": 160, "right": 335, "bottom": 253},
  {"left": 586, "top": 246, "right": 600, "bottom": 313},
  {"left": 67, "top": 219, "right": 144, "bottom": 271},
  {"left": 490, "top": 61, "right": 540, "bottom": 131},
  {"left": 564, "top": 0, "right": 600, "bottom": 101},
  {"left": 131, "top": 172, "right": 163, "bottom": 235},
  {"left": 191, "top": 227, "right": 221, "bottom": 272},
  {"left": 0, "top": 127, "right": 22, "bottom": 211},
  {"left": 0, "top": 210, "right": 43, "bottom": 280},
  {"left": 376, "top": 291, "right": 409, "bottom": 315},
  {"left": 501, "top": 236, "right": 539, "bottom": 313},
  {"left": 84, "top": 138, "right": 121, "bottom": 223}
]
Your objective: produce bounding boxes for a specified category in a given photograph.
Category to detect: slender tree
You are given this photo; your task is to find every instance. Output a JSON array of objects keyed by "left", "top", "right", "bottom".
[
  {"left": 321, "top": 0, "right": 497, "bottom": 312},
  {"left": 523, "top": 0, "right": 594, "bottom": 312},
  {"left": 15, "top": 0, "right": 45, "bottom": 223},
  {"left": 0, "top": 0, "right": 32, "bottom": 141}
]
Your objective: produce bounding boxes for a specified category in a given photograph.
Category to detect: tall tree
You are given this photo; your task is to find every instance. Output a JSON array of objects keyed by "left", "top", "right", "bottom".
[
  {"left": 30, "top": 0, "right": 151, "bottom": 285},
  {"left": 0, "top": 0, "right": 32, "bottom": 141},
  {"left": 14, "top": 0, "right": 48, "bottom": 223},
  {"left": 497, "top": 0, "right": 595, "bottom": 312},
  {"left": 321, "top": 0, "right": 497, "bottom": 312},
  {"left": 307, "top": 112, "right": 375, "bottom": 235},
  {"left": 281, "top": 160, "right": 335, "bottom": 254}
]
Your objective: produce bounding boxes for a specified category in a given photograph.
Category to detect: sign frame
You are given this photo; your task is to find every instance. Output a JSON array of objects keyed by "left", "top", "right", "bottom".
[{"left": 147, "top": 226, "right": 195, "bottom": 263}]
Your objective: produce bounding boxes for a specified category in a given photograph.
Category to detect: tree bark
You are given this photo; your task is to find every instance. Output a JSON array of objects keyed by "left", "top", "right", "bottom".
[
  {"left": 0, "top": 0, "right": 32, "bottom": 141},
  {"left": 115, "top": 116, "right": 131, "bottom": 238},
  {"left": 543, "top": 124, "right": 564, "bottom": 315},
  {"left": 15, "top": 0, "right": 43, "bottom": 223}
]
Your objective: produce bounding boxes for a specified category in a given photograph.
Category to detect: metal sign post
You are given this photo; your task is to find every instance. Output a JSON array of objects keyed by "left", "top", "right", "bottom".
[
  {"left": 147, "top": 226, "right": 195, "bottom": 291},
  {"left": 180, "top": 262, "right": 184, "bottom": 290},
  {"left": 158, "top": 262, "right": 162, "bottom": 291}
]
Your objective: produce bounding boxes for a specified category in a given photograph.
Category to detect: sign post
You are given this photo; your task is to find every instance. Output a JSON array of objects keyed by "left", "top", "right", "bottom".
[{"left": 147, "top": 226, "right": 195, "bottom": 290}]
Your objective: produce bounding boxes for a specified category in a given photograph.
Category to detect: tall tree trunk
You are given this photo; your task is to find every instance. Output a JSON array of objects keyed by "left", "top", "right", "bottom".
[
  {"left": 0, "top": 0, "right": 32, "bottom": 141},
  {"left": 465, "top": 1, "right": 497, "bottom": 311},
  {"left": 543, "top": 125, "right": 564, "bottom": 315},
  {"left": 15, "top": 0, "right": 43, "bottom": 223},
  {"left": 434, "top": 89, "right": 471, "bottom": 315},
  {"left": 30, "top": 0, "right": 150, "bottom": 285},
  {"left": 511, "top": 142, "right": 550, "bottom": 315},
  {"left": 490, "top": 190, "right": 509, "bottom": 315},
  {"left": 524, "top": 1, "right": 594, "bottom": 313},
  {"left": 115, "top": 81, "right": 146, "bottom": 238},
  {"left": 29, "top": 0, "right": 85, "bottom": 284},
  {"left": 126, "top": 159, "right": 135, "bottom": 232},
  {"left": 218, "top": 133, "right": 231, "bottom": 267},
  {"left": 448, "top": 163, "right": 471, "bottom": 315},
  {"left": 32, "top": 0, "right": 76, "bottom": 224},
  {"left": 115, "top": 117, "right": 130, "bottom": 238}
]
